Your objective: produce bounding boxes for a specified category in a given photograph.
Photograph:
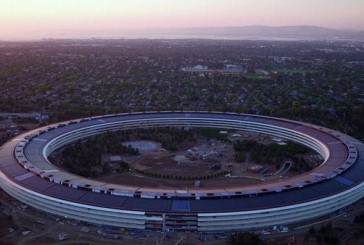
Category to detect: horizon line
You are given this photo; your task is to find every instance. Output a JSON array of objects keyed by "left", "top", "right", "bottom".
[{"left": 1, "top": 24, "right": 363, "bottom": 42}]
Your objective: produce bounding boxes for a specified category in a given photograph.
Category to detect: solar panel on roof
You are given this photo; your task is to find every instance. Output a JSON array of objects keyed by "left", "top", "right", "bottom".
[
  {"left": 334, "top": 176, "right": 354, "bottom": 186},
  {"left": 172, "top": 200, "right": 191, "bottom": 211},
  {"left": 15, "top": 172, "right": 34, "bottom": 181},
  {"left": 2, "top": 111, "right": 363, "bottom": 218}
]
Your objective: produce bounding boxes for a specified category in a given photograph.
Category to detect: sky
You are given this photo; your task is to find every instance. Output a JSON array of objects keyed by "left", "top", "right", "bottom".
[{"left": 0, "top": 0, "right": 363, "bottom": 40}]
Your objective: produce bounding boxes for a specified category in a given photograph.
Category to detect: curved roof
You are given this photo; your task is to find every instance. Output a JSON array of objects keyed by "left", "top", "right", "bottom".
[{"left": 1, "top": 112, "right": 364, "bottom": 213}]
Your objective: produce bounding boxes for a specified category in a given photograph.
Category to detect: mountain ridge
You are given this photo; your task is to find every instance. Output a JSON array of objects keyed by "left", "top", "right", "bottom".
[{"left": 120, "top": 25, "right": 364, "bottom": 40}]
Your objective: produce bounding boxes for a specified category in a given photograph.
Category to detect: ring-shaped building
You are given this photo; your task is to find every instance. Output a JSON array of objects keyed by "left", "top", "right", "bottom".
[{"left": 0, "top": 112, "right": 363, "bottom": 232}]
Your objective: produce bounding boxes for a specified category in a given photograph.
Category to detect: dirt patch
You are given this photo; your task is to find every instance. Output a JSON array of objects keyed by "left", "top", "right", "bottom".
[{"left": 51, "top": 130, "right": 321, "bottom": 189}]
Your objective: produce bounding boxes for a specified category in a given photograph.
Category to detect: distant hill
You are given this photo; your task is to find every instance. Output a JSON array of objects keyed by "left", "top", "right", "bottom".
[{"left": 121, "top": 25, "right": 364, "bottom": 41}]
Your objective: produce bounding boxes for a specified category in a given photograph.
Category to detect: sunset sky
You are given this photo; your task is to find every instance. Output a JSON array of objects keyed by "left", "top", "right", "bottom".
[{"left": 1, "top": 0, "right": 363, "bottom": 40}]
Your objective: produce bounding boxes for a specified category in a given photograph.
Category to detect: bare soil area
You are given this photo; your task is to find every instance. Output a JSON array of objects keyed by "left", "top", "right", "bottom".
[{"left": 53, "top": 130, "right": 321, "bottom": 189}]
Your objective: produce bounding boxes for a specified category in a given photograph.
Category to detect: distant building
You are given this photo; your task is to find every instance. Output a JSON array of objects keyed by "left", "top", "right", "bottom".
[
  {"left": 181, "top": 64, "right": 245, "bottom": 75},
  {"left": 0, "top": 112, "right": 49, "bottom": 122}
]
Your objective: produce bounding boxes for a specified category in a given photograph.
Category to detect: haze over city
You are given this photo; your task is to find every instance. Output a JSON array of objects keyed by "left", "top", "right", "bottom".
[
  {"left": 1, "top": 0, "right": 364, "bottom": 244},
  {"left": 1, "top": 0, "right": 364, "bottom": 40}
]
